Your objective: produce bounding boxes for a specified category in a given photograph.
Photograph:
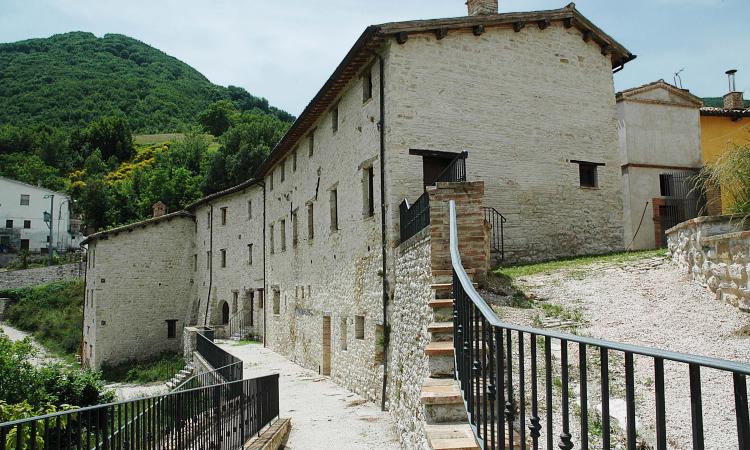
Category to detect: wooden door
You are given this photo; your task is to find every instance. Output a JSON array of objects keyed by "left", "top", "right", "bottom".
[{"left": 322, "top": 316, "right": 332, "bottom": 376}]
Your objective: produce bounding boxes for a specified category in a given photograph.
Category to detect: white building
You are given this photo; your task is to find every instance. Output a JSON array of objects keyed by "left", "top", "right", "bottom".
[
  {"left": 616, "top": 80, "right": 704, "bottom": 249},
  {"left": 0, "top": 176, "right": 79, "bottom": 254}
]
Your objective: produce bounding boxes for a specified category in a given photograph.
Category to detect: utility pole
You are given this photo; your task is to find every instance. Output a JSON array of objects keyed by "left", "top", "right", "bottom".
[{"left": 44, "top": 194, "right": 54, "bottom": 266}]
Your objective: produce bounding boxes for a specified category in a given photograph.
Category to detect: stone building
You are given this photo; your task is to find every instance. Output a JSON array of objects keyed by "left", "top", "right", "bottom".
[
  {"left": 81, "top": 0, "right": 634, "bottom": 433},
  {"left": 616, "top": 80, "right": 704, "bottom": 249}
]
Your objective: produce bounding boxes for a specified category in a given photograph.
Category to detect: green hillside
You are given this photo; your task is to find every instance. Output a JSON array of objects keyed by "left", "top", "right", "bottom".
[{"left": 0, "top": 32, "right": 293, "bottom": 133}]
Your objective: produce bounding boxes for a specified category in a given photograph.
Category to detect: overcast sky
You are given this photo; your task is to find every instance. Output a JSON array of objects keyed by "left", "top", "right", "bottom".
[{"left": 1, "top": 0, "right": 748, "bottom": 115}]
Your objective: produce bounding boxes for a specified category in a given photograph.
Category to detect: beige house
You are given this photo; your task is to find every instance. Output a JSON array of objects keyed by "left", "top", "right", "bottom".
[
  {"left": 81, "top": 2, "right": 634, "bottom": 441},
  {"left": 616, "top": 80, "right": 704, "bottom": 249}
]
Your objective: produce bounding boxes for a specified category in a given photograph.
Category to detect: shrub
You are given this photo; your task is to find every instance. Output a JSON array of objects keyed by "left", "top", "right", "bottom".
[
  {"left": 101, "top": 352, "right": 184, "bottom": 383},
  {"left": 698, "top": 144, "right": 750, "bottom": 217},
  {"left": 0, "top": 279, "right": 84, "bottom": 356}
]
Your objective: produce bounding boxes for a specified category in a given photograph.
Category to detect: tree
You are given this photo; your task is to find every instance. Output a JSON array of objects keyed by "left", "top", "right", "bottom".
[
  {"left": 198, "top": 100, "right": 238, "bottom": 136},
  {"left": 70, "top": 115, "right": 134, "bottom": 162},
  {"left": 0, "top": 153, "right": 66, "bottom": 191}
]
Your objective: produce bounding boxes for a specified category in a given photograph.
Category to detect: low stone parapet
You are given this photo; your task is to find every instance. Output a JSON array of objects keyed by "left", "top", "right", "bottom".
[{"left": 667, "top": 215, "right": 750, "bottom": 311}]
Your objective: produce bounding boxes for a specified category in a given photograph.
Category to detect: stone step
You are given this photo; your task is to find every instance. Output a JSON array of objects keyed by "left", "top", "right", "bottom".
[
  {"left": 425, "top": 341, "right": 454, "bottom": 357},
  {"left": 421, "top": 380, "right": 466, "bottom": 423},
  {"left": 429, "top": 299, "right": 455, "bottom": 322},
  {"left": 428, "top": 322, "right": 454, "bottom": 342},
  {"left": 426, "top": 341, "right": 455, "bottom": 378},
  {"left": 425, "top": 423, "right": 479, "bottom": 450}
]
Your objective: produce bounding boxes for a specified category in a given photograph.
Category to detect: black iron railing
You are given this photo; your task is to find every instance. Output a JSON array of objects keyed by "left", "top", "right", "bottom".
[
  {"left": 399, "top": 191, "right": 430, "bottom": 243},
  {"left": 174, "top": 361, "right": 245, "bottom": 392},
  {"left": 482, "top": 207, "right": 506, "bottom": 261},
  {"left": 227, "top": 310, "right": 253, "bottom": 341},
  {"left": 196, "top": 333, "right": 243, "bottom": 383},
  {"left": 0, "top": 375, "right": 279, "bottom": 450},
  {"left": 448, "top": 200, "right": 750, "bottom": 450},
  {"left": 435, "top": 151, "right": 468, "bottom": 183}
]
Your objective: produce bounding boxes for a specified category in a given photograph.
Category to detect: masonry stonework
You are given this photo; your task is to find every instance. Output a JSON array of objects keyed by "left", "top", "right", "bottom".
[{"left": 667, "top": 215, "right": 750, "bottom": 311}]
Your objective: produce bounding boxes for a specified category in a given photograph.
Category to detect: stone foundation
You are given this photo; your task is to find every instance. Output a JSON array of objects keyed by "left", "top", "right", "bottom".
[{"left": 667, "top": 215, "right": 750, "bottom": 311}]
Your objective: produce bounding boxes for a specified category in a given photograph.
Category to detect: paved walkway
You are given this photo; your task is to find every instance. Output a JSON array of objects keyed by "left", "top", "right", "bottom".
[{"left": 217, "top": 341, "right": 401, "bottom": 450}]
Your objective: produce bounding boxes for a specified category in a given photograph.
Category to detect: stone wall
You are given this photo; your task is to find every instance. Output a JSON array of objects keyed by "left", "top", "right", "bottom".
[
  {"left": 82, "top": 215, "right": 195, "bottom": 369},
  {"left": 387, "top": 229, "right": 433, "bottom": 450},
  {"left": 0, "top": 263, "right": 81, "bottom": 290},
  {"left": 384, "top": 22, "right": 624, "bottom": 263},
  {"left": 667, "top": 215, "right": 750, "bottom": 311}
]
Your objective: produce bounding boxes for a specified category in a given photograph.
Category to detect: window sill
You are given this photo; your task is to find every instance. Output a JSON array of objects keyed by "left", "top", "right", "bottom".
[
  {"left": 580, "top": 186, "right": 600, "bottom": 190},
  {"left": 362, "top": 97, "right": 373, "bottom": 107}
]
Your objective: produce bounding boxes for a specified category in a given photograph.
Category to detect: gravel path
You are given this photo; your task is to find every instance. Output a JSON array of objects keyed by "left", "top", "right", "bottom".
[
  {"left": 217, "top": 341, "right": 400, "bottom": 450},
  {"left": 497, "top": 256, "right": 750, "bottom": 450},
  {"left": 0, "top": 321, "right": 65, "bottom": 367}
]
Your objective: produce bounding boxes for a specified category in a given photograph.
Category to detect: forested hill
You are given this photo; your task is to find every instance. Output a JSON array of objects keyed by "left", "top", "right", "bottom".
[{"left": 0, "top": 32, "right": 293, "bottom": 132}]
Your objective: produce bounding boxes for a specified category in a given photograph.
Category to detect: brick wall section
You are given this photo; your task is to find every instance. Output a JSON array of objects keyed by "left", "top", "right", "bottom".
[{"left": 428, "top": 181, "right": 489, "bottom": 279}]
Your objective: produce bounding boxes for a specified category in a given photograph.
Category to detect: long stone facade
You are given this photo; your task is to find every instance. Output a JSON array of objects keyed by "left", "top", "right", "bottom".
[{"left": 667, "top": 215, "right": 750, "bottom": 312}]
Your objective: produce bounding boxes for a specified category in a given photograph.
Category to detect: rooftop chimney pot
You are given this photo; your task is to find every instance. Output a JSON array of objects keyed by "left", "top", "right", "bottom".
[
  {"left": 723, "top": 69, "right": 744, "bottom": 110},
  {"left": 152, "top": 201, "right": 167, "bottom": 218},
  {"left": 466, "top": 0, "right": 498, "bottom": 16}
]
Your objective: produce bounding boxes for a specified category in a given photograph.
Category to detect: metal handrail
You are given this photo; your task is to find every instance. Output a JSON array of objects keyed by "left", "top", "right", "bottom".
[
  {"left": 482, "top": 206, "right": 506, "bottom": 261},
  {"left": 196, "top": 333, "right": 243, "bottom": 381},
  {"left": 399, "top": 191, "right": 430, "bottom": 243},
  {"left": 448, "top": 200, "right": 750, "bottom": 450},
  {"left": 172, "top": 360, "right": 244, "bottom": 392},
  {"left": 434, "top": 151, "right": 468, "bottom": 183}
]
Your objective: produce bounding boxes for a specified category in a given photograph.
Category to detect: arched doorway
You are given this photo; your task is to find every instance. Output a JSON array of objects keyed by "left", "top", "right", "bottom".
[{"left": 221, "top": 301, "right": 230, "bottom": 325}]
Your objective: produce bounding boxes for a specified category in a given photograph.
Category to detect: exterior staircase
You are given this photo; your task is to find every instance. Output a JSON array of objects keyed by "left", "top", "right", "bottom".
[
  {"left": 229, "top": 327, "right": 252, "bottom": 341},
  {"left": 422, "top": 269, "right": 480, "bottom": 450},
  {"left": 422, "top": 269, "right": 523, "bottom": 450},
  {"left": 165, "top": 362, "right": 194, "bottom": 390}
]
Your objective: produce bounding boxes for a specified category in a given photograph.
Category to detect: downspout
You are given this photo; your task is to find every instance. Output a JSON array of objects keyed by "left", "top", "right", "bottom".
[
  {"left": 261, "top": 181, "right": 267, "bottom": 348},
  {"left": 377, "top": 53, "right": 390, "bottom": 411},
  {"left": 202, "top": 204, "right": 214, "bottom": 326}
]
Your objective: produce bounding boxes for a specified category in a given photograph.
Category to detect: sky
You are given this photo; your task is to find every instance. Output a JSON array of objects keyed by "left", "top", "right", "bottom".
[{"left": 1, "top": 0, "right": 748, "bottom": 116}]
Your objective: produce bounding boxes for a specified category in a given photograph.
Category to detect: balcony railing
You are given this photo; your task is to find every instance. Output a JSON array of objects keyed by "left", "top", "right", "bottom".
[
  {"left": 0, "top": 375, "right": 279, "bottom": 450},
  {"left": 448, "top": 200, "right": 750, "bottom": 450},
  {"left": 435, "top": 151, "right": 468, "bottom": 183},
  {"left": 483, "top": 206, "right": 506, "bottom": 261},
  {"left": 196, "top": 332, "right": 243, "bottom": 383},
  {"left": 399, "top": 191, "right": 430, "bottom": 243}
]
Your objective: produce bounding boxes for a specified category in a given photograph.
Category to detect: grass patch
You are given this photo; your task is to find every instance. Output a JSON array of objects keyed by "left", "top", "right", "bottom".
[
  {"left": 232, "top": 339, "right": 261, "bottom": 346},
  {"left": 539, "top": 303, "right": 583, "bottom": 323},
  {"left": 101, "top": 352, "right": 184, "bottom": 383},
  {"left": 495, "top": 249, "right": 667, "bottom": 279},
  {"left": 0, "top": 279, "right": 83, "bottom": 357}
]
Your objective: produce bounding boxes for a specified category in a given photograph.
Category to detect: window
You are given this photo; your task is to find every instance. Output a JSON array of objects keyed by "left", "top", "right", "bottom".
[
  {"left": 166, "top": 320, "right": 177, "bottom": 339},
  {"left": 270, "top": 171, "right": 274, "bottom": 191},
  {"left": 206, "top": 211, "right": 211, "bottom": 229},
  {"left": 220, "top": 207, "right": 227, "bottom": 225},
  {"left": 46, "top": 235, "right": 50, "bottom": 243},
  {"left": 363, "top": 166, "right": 374, "bottom": 217},
  {"left": 280, "top": 219, "right": 286, "bottom": 252},
  {"left": 273, "top": 290, "right": 280, "bottom": 315},
  {"left": 280, "top": 159, "right": 286, "bottom": 183},
  {"left": 247, "top": 200, "right": 252, "bottom": 220},
  {"left": 206, "top": 251, "right": 212, "bottom": 269},
  {"left": 248, "top": 244, "right": 253, "bottom": 265},
  {"left": 220, "top": 249, "right": 227, "bottom": 267},
  {"left": 193, "top": 254, "right": 197, "bottom": 271},
  {"left": 362, "top": 68, "right": 373, "bottom": 102},
  {"left": 20, "top": 194, "right": 30, "bottom": 206},
  {"left": 307, "top": 203, "right": 314, "bottom": 239},
  {"left": 340, "top": 318, "right": 348, "bottom": 350},
  {"left": 292, "top": 209, "right": 298, "bottom": 247},
  {"left": 308, "top": 130, "right": 315, "bottom": 157},
  {"left": 330, "top": 188, "right": 338, "bottom": 231},
  {"left": 331, "top": 104, "right": 339, "bottom": 133},
  {"left": 572, "top": 160, "right": 601, "bottom": 188},
  {"left": 5, "top": 220, "right": 12, "bottom": 229},
  {"left": 659, "top": 174, "right": 674, "bottom": 197},
  {"left": 355, "top": 315, "right": 365, "bottom": 340},
  {"left": 269, "top": 224, "right": 275, "bottom": 254},
  {"left": 292, "top": 149, "right": 298, "bottom": 172},
  {"left": 23, "top": 220, "right": 31, "bottom": 229}
]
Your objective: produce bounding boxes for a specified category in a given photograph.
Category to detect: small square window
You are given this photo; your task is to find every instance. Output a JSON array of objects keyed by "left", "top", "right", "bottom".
[
  {"left": 193, "top": 254, "right": 197, "bottom": 271},
  {"left": 331, "top": 104, "right": 339, "bottom": 133},
  {"left": 220, "top": 249, "right": 227, "bottom": 267},
  {"left": 280, "top": 159, "right": 286, "bottom": 183},
  {"left": 5, "top": 220, "right": 13, "bottom": 229},
  {"left": 206, "top": 211, "right": 211, "bottom": 229},
  {"left": 307, "top": 203, "right": 314, "bottom": 240},
  {"left": 220, "top": 207, "right": 227, "bottom": 225},
  {"left": 269, "top": 224, "right": 275, "bottom": 254},
  {"left": 292, "top": 149, "right": 298, "bottom": 172},
  {"left": 270, "top": 171, "right": 274, "bottom": 191},
  {"left": 363, "top": 166, "right": 374, "bottom": 218},
  {"left": 573, "top": 160, "right": 601, "bottom": 188},
  {"left": 280, "top": 219, "right": 286, "bottom": 252},
  {"left": 20, "top": 194, "right": 30, "bottom": 206},
  {"left": 355, "top": 315, "right": 365, "bottom": 340},
  {"left": 247, "top": 200, "right": 252, "bottom": 220},
  {"left": 23, "top": 220, "right": 31, "bottom": 229},
  {"left": 340, "top": 318, "right": 348, "bottom": 350},
  {"left": 330, "top": 188, "right": 338, "bottom": 231},
  {"left": 248, "top": 244, "right": 253, "bottom": 265},
  {"left": 273, "top": 290, "right": 281, "bottom": 315},
  {"left": 308, "top": 130, "right": 315, "bottom": 157},
  {"left": 659, "top": 174, "right": 673, "bottom": 197}
]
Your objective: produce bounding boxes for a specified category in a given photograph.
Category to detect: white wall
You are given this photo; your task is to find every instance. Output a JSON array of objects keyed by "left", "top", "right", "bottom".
[{"left": 0, "top": 177, "right": 74, "bottom": 253}]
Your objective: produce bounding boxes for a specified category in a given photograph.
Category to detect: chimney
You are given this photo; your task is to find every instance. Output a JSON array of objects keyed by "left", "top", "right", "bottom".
[
  {"left": 723, "top": 69, "right": 745, "bottom": 110},
  {"left": 466, "top": 0, "right": 498, "bottom": 16},
  {"left": 152, "top": 201, "right": 166, "bottom": 218}
]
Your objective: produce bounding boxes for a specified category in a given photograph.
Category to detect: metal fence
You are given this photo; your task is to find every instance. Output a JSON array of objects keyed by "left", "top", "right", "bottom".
[
  {"left": 173, "top": 361, "right": 245, "bottom": 393},
  {"left": 448, "top": 200, "right": 750, "bottom": 450},
  {"left": 399, "top": 191, "right": 430, "bottom": 243},
  {"left": 196, "top": 333, "right": 243, "bottom": 383},
  {"left": 0, "top": 375, "right": 279, "bottom": 450},
  {"left": 435, "top": 151, "right": 468, "bottom": 184},
  {"left": 656, "top": 170, "right": 705, "bottom": 247},
  {"left": 483, "top": 207, "right": 506, "bottom": 261}
]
